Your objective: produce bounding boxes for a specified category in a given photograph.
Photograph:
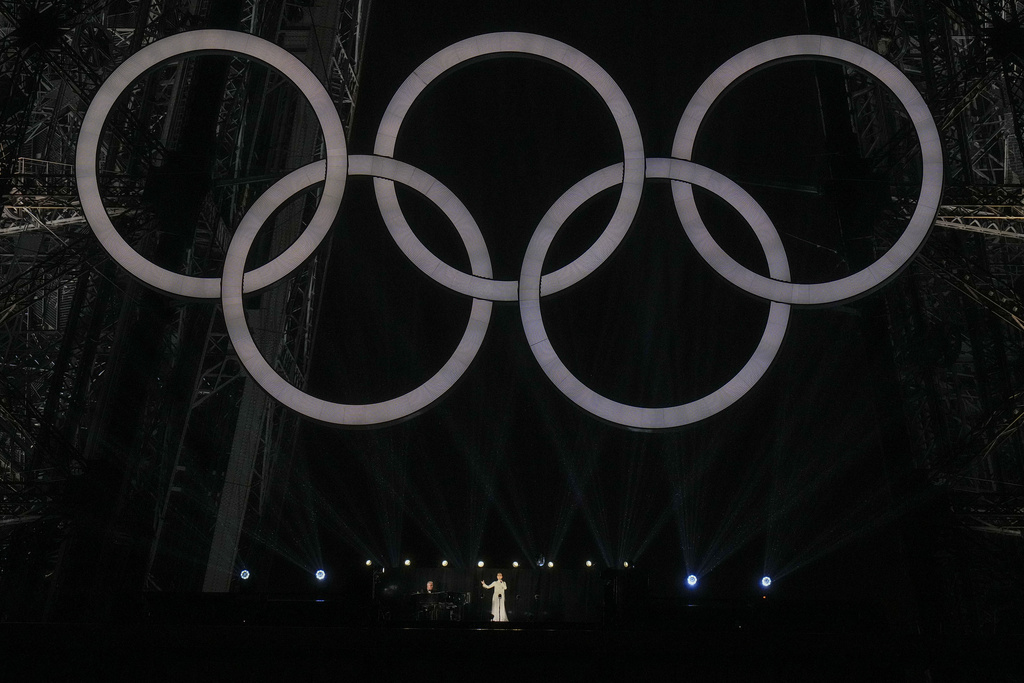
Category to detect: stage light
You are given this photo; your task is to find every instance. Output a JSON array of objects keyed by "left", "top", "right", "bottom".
[
  {"left": 761, "top": 576, "right": 772, "bottom": 588},
  {"left": 512, "top": 561, "right": 519, "bottom": 568},
  {"left": 441, "top": 560, "right": 448, "bottom": 567},
  {"left": 623, "top": 561, "right": 629, "bottom": 568},
  {"left": 240, "top": 570, "right": 250, "bottom": 580},
  {"left": 365, "top": 560, "right": 372, "bottom": 566},
  {"left": 586, "top": 560, "right": 592, "bottom": 567},
  {"left": 686, "top": 575, "right": 697, "bottom": 587},
  {"left": 477, "top": 560, "right": 484, "bottom": 568},
  {"left": 315, "top": 569, "right": 326, "bottom": 581},
  {"left": 404, "top": 559, "right": 411, "bottom": 566}
]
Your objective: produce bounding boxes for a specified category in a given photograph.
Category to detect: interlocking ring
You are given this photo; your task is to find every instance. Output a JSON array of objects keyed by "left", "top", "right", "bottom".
[
  {"left": 519, "top": 158, "right": 791, "bottom": 429},
  {"left": 372, "top": 32, "right": 645, "bottom": 301},
  {"left": 222, "top": 155, "right": 493, "bottom": 424},
  {"left": 75, "top": 30, "right": 348, "bottom": 299},
  {"left": 671, "top": 35, "right": 943, "bottom": 305},
  {"left": 76, "top": 30, "right": 943, "bottom": 428}
]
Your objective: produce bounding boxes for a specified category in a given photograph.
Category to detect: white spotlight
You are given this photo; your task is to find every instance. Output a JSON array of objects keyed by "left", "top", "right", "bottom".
[
  {"left": 239, "top": 570, "right": 250, "bottom": 580},
  {"left": 441, "top": 560, "right": 448, "bottom": 567},
  {"left": 404, "top": 559, "right": 411, "bottom": 566},
  {"left": 365, "top": 560, "right": 372, "bottom": 566},
  {"left": 623, "top": 561, "right": 629, "bottom": 568},
  {"left": 512, "top": 561, "right": 519, "bottom": 568},
  {"left": 586, "top": 560, "right": 593, "bottom": 567},
  {"left": 686, "top": 575, "right": 697, "bottom": 587},
  {"left": 761, "top": 576, "right": 772, "bottom": 588},
  {"left": 315, "top": 569, "right": 326, "bottom": 581},
  {"left": 477, "top": 560, "right": 484, "bottom": 568},
  {"left": 547, "top": 561, "right": 554, "bottom": 568}
]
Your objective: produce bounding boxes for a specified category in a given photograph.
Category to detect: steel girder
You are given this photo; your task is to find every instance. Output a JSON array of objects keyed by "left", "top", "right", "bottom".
[{"left": 834, "top": 0, "right": 1024, "bottom": 632}]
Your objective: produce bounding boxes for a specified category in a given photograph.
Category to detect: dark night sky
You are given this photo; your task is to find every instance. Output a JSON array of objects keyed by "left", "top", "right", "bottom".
[{"left": 266, "top": 0, "right": 926, "bottom": 614}]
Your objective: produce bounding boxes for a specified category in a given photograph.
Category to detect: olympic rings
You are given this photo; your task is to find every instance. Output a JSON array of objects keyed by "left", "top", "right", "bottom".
[{"left": 76, "top": 30, "right": 943, "bottom": 428}]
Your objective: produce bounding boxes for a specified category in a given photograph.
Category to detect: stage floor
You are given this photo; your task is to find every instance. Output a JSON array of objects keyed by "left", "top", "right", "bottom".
[{"left": 7, "top": 597, "right": 1012, "bottom": 681}]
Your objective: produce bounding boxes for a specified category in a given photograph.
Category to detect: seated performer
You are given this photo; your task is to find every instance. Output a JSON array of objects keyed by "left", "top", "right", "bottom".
[{"left": 417, "top": 579, "right": 439, "bottom": 620}]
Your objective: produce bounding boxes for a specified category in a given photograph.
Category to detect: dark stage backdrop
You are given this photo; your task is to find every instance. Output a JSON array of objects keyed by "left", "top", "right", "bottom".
[{"left": 249, "top": 0, "right": 935, "bottom": 628}]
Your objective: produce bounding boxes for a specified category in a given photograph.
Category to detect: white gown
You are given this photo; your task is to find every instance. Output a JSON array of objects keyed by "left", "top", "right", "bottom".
[{"left": 482, "top": 579, "right": 508, "bottom": 621}]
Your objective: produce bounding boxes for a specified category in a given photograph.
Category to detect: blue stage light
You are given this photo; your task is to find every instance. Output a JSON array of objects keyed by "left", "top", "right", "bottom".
[
  {"left": 686, "top": 574, "right": 697, "bottom": 587},
  {"left": 315, "top": 569, "right": 326, "bottom": 581},
  {"left": 240, "top": 569, "right": 250, "bottom": 580},
  {"left": 761, "top": 576, "right": 771, "bottom": 588}
]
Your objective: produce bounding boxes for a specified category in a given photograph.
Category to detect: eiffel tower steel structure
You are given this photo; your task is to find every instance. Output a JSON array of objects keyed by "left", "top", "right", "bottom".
[
  {"left": 834, "top": 0, "right": 1024, "bottom": 632},
  {"left": 0, "top": 0, "right": 369, "bottom": 616}
]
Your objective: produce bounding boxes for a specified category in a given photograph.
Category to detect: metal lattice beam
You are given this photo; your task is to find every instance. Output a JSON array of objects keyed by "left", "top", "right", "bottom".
[{"left": 834, "top": 0, "right": 1024, "bottom": 632}]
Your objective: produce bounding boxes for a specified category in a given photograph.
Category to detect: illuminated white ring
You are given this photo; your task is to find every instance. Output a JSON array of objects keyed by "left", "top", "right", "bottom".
[
  {"left": 373, "top": 32, "right": 645, "bottom": 302},
  {"left": 672, "top": 35, "right": 942, "bottom": 305},
  {"left": 222, "top": 155, "right": 492, "bottom": 425},
  {"left": 520, "top": 158, "right": 791, "bottom": 429},
  {"left": 75, "top": 30, "right": 347, "bottom": 299}
]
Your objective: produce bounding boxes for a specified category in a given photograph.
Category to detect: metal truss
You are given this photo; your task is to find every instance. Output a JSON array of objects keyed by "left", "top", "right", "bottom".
[
  {"left": 203, "top": 0, "right": 370, "bottom": 593},
  {"left": 0, "top": 0, "right": 368, "bottom": 606},
  {"left": 954, "top": 486, "right": 1024, "bottom": 533},
  {"left": 0, "top": 0, "right": 204, "bottom": 616},
  {"left": 0, "top": 0, "right": 369, "bottom": 607},
  {"left": 938, "top": 184, "right": 1024, "bottom": 238},
  {"left": 134, "top": 0, "right": 371, "bottom": 592},
  {"left": 834, "top": 0, "right": 1024, "bottom": 184},
  {"left": 0, "top": 0, "right": 175, "bottom": 508},
  {"left": 834, "top": 0, "right": 1024, "bottom": 631}
]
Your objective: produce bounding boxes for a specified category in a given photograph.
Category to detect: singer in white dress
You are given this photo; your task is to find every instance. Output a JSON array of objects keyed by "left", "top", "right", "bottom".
[{"left": 481, "top": 573, "right": 508, "bottom": 622}]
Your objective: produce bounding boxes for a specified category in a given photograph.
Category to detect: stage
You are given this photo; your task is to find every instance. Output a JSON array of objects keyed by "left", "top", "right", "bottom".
[{"left": 7, "top": 595, "right": 1014, "bottom": 681}]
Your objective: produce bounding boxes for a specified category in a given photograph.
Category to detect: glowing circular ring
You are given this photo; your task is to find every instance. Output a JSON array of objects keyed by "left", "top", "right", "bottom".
[
  {"left": 672, "top": 35, "right": 942, "bottom": 305},
  {"left": 373, "top": 32, "right": 645, "bottom": 302},
  {"left": 520, "top": 158, "right": 791, "bottom": 429},
  {"left": 75, "top": 29, "right": 348, "bottom": 299},
  {"left": 78, "top": 30, "right": 941, "bottom": 430},
  {"left": 222, "top": 155, "right": 493, "bottom": 425}
]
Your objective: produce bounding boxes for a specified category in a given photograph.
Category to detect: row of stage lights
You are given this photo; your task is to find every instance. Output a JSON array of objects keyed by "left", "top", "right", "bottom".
[
  {"left": 364, "top": 559, "right": 634, "bottom": 569},
  {"left": 237, "top": 564, "right": 775, "bottom": 590}
]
